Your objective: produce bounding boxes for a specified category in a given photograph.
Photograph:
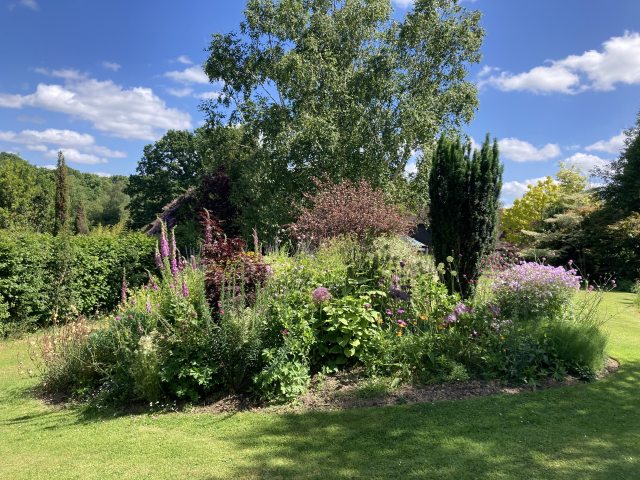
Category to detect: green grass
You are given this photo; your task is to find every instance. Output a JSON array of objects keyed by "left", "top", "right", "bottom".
[{"left": 1, "top": 293, "right": 639, "bottom": 479}]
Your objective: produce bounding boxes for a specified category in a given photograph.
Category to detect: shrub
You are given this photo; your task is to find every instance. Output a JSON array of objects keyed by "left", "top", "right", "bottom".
[
  {"left": 0, "top": 231, "right": 156, "bottom": 336},
  {"left": 492, "top": 261, "right": 581, "bottom": 328},
  {"left": 200, "top": 212, "right": 271, "bottom": 308},
  {"left": 289, "top": 177, "right": 410, "bottom": 243}
]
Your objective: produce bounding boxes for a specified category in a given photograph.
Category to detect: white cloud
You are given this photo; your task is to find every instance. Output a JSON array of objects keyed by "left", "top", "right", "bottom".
[
  {"left": 33, "top": 68, "right": 89, "bottom": 81},
  {"left": 467, "top": 136, "right": 483, "bottom": 152},
  {"left": 17, "top": 114, "right": 46, "bottom": 123},
  {"left": 93, "top": 172, "right": 112, "bottom": 177},
  {"left": 482, "top": 31, "right": 640, "bottom": 94},
  {"left": 44, "top": 148, "right": 108, "bottom": 165},
  {"left": 164, "top": 65, "right": 209, "bottom": 85},
  {"left": 177, "top": 56, "right": 193, "bottom": 65},
  {"left": 502, "top": 177, "right": 549, "bottom": 197},
  {"left": 8, "top": 0, "right": 40, "bottom": 11},
  {"left": 167, "top": 87, "right": 194, "bottom": 98},
  {"left": 0, "top": 129, "right": 127, "bottom": 158},
  {"left": 0, "top": 74, "right": 192, "bottom": 141},
  {"left": 102, "top": 61, "right": 122, "bottom": 72},
  {"left": 26, "top": 144, "right": 47, "bottom": 152},
  {"left": 563, "top": 153, "right": 610, "bottom": 171},
  {"left": 43, "top": 165, "right": 56, "bottom": 170},
  {"left": 194, "top": 91, "right": 222, "bottom": 100},
  {"left": 500, "top": 138, "right": 561, "bottom": 162},
  {"left": 585, "top": 132, "right": 625, "bottom": 154},
  {"left": 566, "top": 144, "right": 581, "bottom": 151}
]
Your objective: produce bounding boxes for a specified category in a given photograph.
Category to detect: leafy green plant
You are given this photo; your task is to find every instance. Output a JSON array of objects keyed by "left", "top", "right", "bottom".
[
  {"left": 253, "top": 346, "right": 310, "bottom": 402},
  {"left": 312, "top": 294, "right": 382, "bottom": 367}
]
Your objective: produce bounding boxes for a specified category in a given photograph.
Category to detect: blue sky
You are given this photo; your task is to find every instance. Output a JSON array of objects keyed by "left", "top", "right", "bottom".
[{"left": 1, "top": 1, "right": 639, "bottom": 204}]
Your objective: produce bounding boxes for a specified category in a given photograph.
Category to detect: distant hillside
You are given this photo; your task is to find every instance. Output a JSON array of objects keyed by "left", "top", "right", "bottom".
[{"left": 0, "top": 152, "right": 130, "bottom": 232}]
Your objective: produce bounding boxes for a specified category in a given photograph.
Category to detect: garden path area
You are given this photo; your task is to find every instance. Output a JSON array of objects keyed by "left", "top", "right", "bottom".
[{"left": 1, "top": 292, "right": 639, "bottom": 479}]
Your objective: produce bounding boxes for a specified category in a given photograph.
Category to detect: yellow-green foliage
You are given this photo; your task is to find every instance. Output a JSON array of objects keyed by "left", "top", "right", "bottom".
[{"left": 502, "top": 176, "right": 559, "bottom": 244}]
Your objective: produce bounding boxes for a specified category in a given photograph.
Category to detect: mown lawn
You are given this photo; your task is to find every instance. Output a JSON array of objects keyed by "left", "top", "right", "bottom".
[{"left": 1, "top": 292, "right": 639, "bottom": 479}]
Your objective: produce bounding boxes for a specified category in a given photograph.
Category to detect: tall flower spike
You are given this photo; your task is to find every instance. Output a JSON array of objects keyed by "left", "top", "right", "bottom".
[
  {"left": 148, "top": 271, "right": 159, "bottom": 291},
  {"left": 121, "top": 268, "right": 128, "bottom": 302},
  {"left": 155, "top": 243, "right": 162, "bottom": 268},
  {"left": 160, "top": 221, "right": 170, "bottom": 259},
  {"left": 182, "top": 276, "right": 189, "bottom": 298},
  {"left": 170, "top": 228, "right": 178, "bottom": 276},
  {"left": 146, "top": 298, "right": 152, "bottom": 313}
]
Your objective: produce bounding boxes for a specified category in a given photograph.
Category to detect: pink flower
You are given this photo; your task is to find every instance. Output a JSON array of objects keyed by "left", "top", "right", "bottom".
[{"left": 311, "top": 287, "right": 332, "bottom": 304}]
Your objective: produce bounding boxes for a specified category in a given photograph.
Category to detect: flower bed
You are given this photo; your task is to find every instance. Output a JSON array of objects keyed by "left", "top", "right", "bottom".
[{"left": 28, "top": 223, "right": 611, "bottom": 406}]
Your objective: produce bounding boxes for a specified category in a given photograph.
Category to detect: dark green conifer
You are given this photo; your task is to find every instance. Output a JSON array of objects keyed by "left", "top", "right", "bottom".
[
  {"left": 596, "top": 109, "right": 640, "bottom": 215},
  {"left": 429, "top": 134, "right": 503, "bottom": 298},
  {"left": 53, "top": 151, "right": 69, "bottom": 236}
]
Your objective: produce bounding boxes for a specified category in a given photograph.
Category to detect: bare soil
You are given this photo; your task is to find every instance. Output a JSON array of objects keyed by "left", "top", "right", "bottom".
[{"left": 193, "top": 357, "right": 621, "bottom": 416}]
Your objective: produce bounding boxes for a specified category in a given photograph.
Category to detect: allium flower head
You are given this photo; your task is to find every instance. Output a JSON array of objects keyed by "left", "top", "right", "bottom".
[{"left": 311, "top": 287, "right": 332, "bottom": 304}]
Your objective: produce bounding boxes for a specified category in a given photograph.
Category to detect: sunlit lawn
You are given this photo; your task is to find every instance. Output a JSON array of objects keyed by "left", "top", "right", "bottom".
[{"left": 1, "top": 292, "right": 639, "bottom": 479}]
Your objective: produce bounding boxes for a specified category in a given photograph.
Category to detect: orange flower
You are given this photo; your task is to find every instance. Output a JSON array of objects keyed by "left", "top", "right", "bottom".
[
  {"left": 378, "top": 319, "right": 383, "bottom": 323},
  {"left": 420, "top": 316, "right": 427, "bottom": 320},
  {"left": 398, "top": 331, "right": 402, "bottom": 336},
  {"left": 501, "top": 336, "right": 504, "bottom": 340},
  {"left": 413, "top": 322, "right": 417, "bottom": 325},
  {"left": 503, "top": 349, "right": 506, "bottom": 352},
  {"left": 438, "top": 324, "right": 443, "bottom": 330}
]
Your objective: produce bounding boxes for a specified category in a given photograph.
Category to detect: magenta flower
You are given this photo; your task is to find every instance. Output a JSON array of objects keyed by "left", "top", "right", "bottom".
[
  {"left": 311, "top": 287, "right": 332, "bottom": 304},
  {"left": 146, "top": 300, "right": 151, "bottom": 313},
  {"left": 160, "top": 224, "right": 170, "bottom": 259},
  {"left": 182, "top": 277, "right": 189, "bottom": 298}
]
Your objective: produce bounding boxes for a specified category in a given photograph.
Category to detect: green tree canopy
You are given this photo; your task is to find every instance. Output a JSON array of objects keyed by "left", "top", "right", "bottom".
[
  {"left": 125, "top": 130, "right": 202, "bottom": 229},
  {"left": 0, "top": 152, "right": 129, "bottom": 234},
  {"left": 202, "top": 0, "right": 485, "bottom": 238},
  {"left": 596, "top": 108, "right": 640, "bottom": 215}
]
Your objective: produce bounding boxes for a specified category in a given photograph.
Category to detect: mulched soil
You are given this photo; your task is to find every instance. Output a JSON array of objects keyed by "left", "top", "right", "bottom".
[{"left": 193, "top": 357, "right": 621, "bottom": 416}]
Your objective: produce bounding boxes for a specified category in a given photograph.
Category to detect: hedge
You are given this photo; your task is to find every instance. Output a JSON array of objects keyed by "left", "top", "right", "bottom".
[{"left": 0, "top": 231, "right": 156, "bottom": 336}]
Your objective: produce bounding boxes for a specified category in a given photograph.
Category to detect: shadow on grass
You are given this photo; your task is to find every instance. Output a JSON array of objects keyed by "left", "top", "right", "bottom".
[{"left": 201, "top": 362, "right": 640, "bottom": 479}]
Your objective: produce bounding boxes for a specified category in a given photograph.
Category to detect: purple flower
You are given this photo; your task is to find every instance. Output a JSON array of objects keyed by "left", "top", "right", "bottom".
[
  {"left": 397, "top": 309, "right": 405, "bottom": 314},
  {"left": 146, "top": 300, "right": 151, "bottom": 313},
  {"left": 160, "top": 224, "right": 170, "bottom": 259},
  {"left": 311, "top": 287, "right": 332, "bottom": 304},
  {"left": 121, "top": 269, "right": 128, "bottom": 302},
  {"left": 182, "top": 277, "right": 189, "bottom": 298}
]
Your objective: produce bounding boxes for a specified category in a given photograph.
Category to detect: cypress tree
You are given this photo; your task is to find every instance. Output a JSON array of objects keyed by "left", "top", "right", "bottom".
[
  {"left": 429, "top": 134, "right": 503, "bottom": 298},
  {"left": 53, "top": 151, "right": 69, "bottom": 236},
  {"left": 75, "top": 199, "right": 89, "bottom": 235}
]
